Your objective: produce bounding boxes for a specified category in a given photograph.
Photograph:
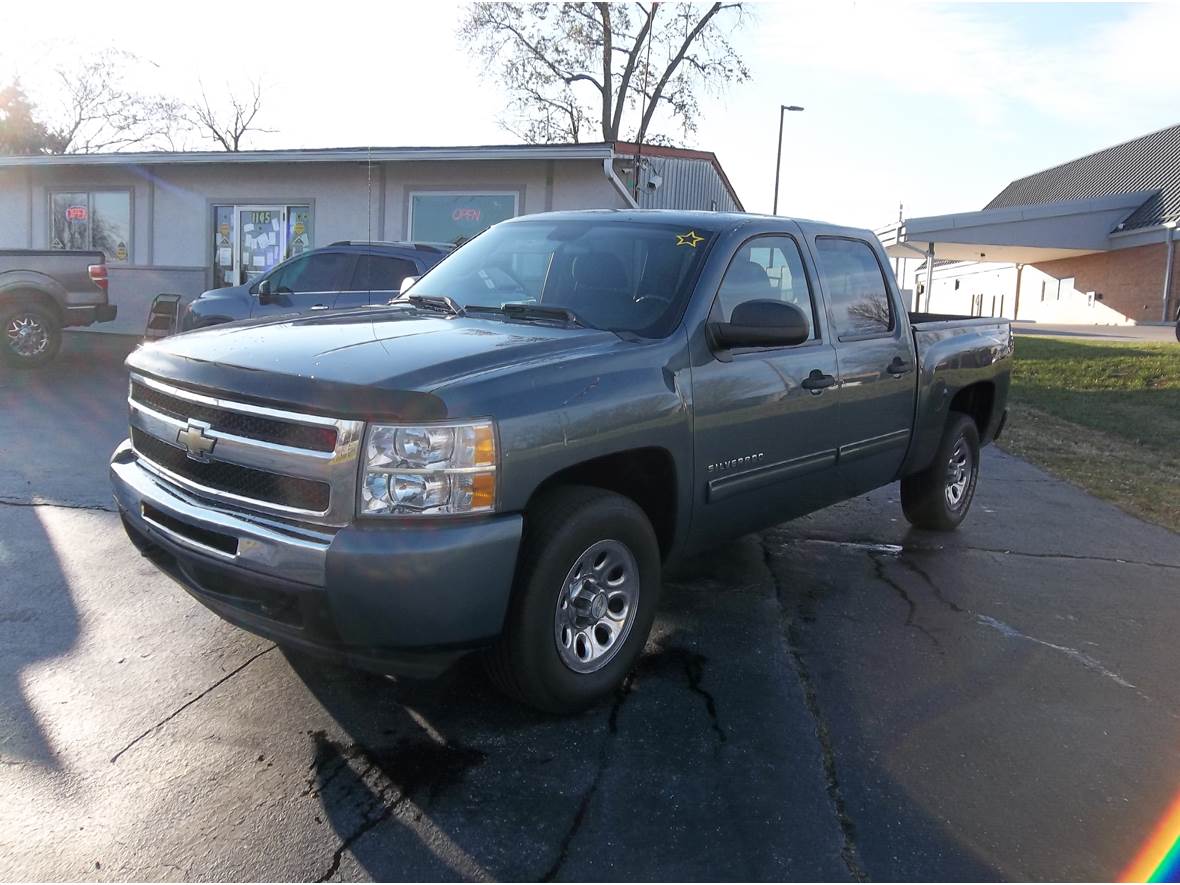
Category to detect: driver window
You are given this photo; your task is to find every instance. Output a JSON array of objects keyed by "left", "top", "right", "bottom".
[{"left": 715, "top": 235, "right": 816, "bottom": 340}]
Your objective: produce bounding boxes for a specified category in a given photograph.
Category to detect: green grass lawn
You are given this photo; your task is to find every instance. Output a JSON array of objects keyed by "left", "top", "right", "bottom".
[{"left": 999, "top": 335, "right": 1180, "bottom": 533}]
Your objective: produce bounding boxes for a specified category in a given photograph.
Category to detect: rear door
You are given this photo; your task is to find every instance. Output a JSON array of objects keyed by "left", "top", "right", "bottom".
[
  {"left": 689, "top": 231, "right": 844, "bottom": 545},
  {"left": 811, "top": 235, "right": 917, "bottom": 497},
  {"left": 335, "top": 253, "right": 421, "bottom": 310},
  {"left": 250, "top": 250, "right": 356, "bottom": 318}
]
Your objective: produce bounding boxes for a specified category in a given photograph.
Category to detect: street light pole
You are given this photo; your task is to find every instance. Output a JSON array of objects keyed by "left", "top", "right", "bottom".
[{"left": 773, "top": 104, "right": 804, "bottom": 216}]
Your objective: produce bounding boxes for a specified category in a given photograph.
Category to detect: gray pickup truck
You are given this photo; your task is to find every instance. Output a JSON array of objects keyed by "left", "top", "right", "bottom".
[
  {"left": 110, "top": 210, "right": 1011, "bottom": 712},
  {"left": 0, "top": 249, "right": 118, "bottom": 367}
]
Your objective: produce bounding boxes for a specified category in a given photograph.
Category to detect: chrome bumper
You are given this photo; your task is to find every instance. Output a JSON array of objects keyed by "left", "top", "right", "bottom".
[{"left": 110, "top": 440, "right": 333, "bottom": 586}]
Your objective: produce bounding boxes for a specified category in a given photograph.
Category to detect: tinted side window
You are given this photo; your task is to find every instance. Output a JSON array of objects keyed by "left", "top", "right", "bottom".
[
  {"left": 715, "top": 235, "right": 816, "bottom": 341},
  {"left": 350, "top": 255, "right": 418, "bottom": 291},
  {"left": 814, "top": 237, "right": 893, "bottom": 338},
  {"left": 269, "top": 252, "right": 354, "bottom": 293}
]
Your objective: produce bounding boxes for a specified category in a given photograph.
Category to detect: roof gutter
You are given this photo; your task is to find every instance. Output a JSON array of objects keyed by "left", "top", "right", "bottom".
[
  {"left": 0, "top": 144, "right": 617, "bottom": 168},
  {"left": 604, "top": 155, "right": 639, "bottom": 209}
]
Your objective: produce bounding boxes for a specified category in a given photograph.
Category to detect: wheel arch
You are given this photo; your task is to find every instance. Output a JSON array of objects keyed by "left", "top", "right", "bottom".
[
  {"left": 523, "top": 447, "right": 679, "bottom": 560},
  {"left": 949, "top": 381, "right": 996, "bottom": 441},
  {"left": 0, "top": 287, "right": 65, "bottom": 326}
]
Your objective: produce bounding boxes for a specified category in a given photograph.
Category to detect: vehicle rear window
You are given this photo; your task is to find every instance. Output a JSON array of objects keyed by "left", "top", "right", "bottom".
[
  {"left": 408, "top": 220, "right": 716, "bottom": 337},
  {"left": 814, "top": 237, "right": 894, "bottom": 338}
]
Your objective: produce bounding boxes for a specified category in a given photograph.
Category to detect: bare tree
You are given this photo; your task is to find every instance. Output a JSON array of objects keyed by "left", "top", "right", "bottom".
[
  {"left": 459, "top": 2, "right": 750, "bottom": 146},
  {"left": 47, "top": 50, "right": 184, "bottom": 153},
  {"left": 186, "top": 81, "right": 272, "bottom": 152}
]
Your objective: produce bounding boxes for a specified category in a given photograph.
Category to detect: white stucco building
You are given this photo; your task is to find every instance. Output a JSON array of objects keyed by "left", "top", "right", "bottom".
[{"left": 0, "top": 142, "right": 741, "bottom": 334}]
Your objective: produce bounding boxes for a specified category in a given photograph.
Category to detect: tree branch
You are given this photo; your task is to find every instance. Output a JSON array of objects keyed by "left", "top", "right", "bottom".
[
  {"left": 636, "top": 2, "right": 725, "bottom": 146},
  {"left": 610, "top": 2, "right": 657, "bottom": 140}
]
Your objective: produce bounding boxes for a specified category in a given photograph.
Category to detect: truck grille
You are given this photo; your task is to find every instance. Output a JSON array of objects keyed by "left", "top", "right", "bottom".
[
  {"left": 130, "top": 381, "right": 337, "bottom": 452},
  {"left": 131, "top": 429, "right": 331, "bottom": 512},
  {"left": 127, "top": 374, "right": 364, "bottom": 524}
]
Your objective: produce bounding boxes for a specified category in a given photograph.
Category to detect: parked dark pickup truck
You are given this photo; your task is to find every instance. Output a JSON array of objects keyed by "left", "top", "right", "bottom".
[
  {"left": 111, "top": 210, "right": 1011, "bottom": 712},
  {"left": 1, "top": 249, "right": 117, "bottom": 367}
]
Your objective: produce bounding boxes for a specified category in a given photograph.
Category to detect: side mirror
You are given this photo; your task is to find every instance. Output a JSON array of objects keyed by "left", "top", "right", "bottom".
[
  {"left": 708, "top": 300, "right": 810, "bottom": 350},
  {"left": 257, "top": 277, "right": 274, "bottom": 303},
  {"left": 399, "top": 275, "right": 418, "bottom": 295}
]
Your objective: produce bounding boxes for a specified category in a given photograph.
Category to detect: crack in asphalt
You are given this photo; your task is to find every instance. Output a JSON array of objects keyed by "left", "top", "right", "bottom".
[
  {"left": 975, "top": 615, "right": 1141, "bottom": 691},
  {"left": 308, "top": 731, "right": 487, "bottom": 882},
  {"left": 680, "top": 652, "right": 727, "bottom": 746},
  {"left": 803, "top": 537, "right": 1171, "bottom": 714},
  {"left": 896, "top": 554, "right": 964, "bottom": 614},
  {"left": 868, "top": 553, "right": 943, "bottom": 651},
  {"left": 541, "top": 712, "right": 615, "bottom": 883},
  {"left": 544, "top": 646, "right": 727, "bottom": 881},
  {"left": 0, "top": 496, "right": 116, "bottom": 514},
  {"left": 785, "top": 535, "right": 1180, "bottom": 573},
  {"left": 109, "top": 645, "right": 276, "bottom": 763},
  {"left": 761, "top": 536, "right": 867, "bottom": 883}
]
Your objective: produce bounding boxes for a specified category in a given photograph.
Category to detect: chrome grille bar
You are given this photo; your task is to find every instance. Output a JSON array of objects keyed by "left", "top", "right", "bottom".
[{"left": 128, "top": 372, "right": 363, "bottom": 526}]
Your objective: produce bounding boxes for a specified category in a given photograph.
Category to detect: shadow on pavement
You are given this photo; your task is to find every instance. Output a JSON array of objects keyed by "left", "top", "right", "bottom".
[{"left": 0, "top": 506, "right": 79, "bottom": 769}]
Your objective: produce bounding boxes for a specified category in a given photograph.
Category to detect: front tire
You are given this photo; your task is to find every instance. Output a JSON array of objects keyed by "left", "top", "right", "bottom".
[
  {"left": 485, "top": 486, "right": 661, "bottom": 714},
  {"left": 1, "top": 302, "right": 62, "bottom": 369},
  {"left": 901, "top": 413, "right": 981, "bottom": 531}
]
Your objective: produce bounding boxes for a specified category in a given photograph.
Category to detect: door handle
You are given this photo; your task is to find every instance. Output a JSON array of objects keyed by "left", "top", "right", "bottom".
[
  {"left": 886, "top": 356, "right": 912, "bottom": 377},
  {"left": 309, "top": 304, "right": 330, "bottom": 311},
  {"left": 801, "top": 369, "right": 837, "bottom": 394}
]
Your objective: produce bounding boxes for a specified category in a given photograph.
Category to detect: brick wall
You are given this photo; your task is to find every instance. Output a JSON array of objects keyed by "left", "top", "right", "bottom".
[{"left": 1030, "top": 242, "right": 1180, "bottom": 323}]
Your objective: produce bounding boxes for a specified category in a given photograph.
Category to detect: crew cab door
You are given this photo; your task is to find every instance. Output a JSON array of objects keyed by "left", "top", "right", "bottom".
[
  {"left": 334, "top": 253, "right": 422, "bottom": 310},
  {"left": 250, "top": 250, "right": 356, "bottom": 318},
  {"left": 810, "top": 235, "right": 917, "bottom": 497},
  {"left": 688, "top": 232, "right": 843, "bottom": 546}
]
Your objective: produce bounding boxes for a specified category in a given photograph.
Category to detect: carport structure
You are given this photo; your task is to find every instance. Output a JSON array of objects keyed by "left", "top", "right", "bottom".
[
  {"left": 876, "top": 121, "right": 1180, "bottom": 323},
  {"left": 877, "top": 190, "right": 1177, "bottom": 319}
]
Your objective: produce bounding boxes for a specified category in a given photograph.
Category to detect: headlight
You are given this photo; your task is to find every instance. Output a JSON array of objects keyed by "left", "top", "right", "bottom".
[{"left": 359, "top": 420, "right": 497, "bottom": 516}]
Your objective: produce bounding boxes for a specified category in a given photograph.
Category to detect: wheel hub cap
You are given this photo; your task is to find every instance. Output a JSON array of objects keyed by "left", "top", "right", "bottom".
[
  {"left": 554, "top": 539, "right": 640, "bottom": 674},
  {"left": 945, "top": 438, "right": 972, "bottom": 508},
  {"left": 6, "top": 315, "right": 48, "bottom": 358}
]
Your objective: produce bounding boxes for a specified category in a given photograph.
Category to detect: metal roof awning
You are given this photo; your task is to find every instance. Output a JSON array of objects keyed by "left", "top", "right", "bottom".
[{"left": 876, "top": 190, "right": 1156, "bottom": 264}]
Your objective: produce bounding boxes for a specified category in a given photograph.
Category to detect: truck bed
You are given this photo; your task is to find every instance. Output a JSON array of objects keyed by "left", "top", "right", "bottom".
[{"left": 901, "top": 311, "right": 1013, "bottom": 478}]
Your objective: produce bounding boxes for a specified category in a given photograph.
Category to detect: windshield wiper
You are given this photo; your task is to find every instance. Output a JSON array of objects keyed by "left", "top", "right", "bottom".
[
  {"left": 500, "top": 302, "right": 585, "bottom": 328},
  {"left": 398, "top": 294, "right": 464, "bottom": 316}
]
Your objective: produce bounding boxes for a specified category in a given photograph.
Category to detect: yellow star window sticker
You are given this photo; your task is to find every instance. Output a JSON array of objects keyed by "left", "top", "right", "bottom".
[{"left": 675, "top": 230, "right": 704, "bottom": 248}]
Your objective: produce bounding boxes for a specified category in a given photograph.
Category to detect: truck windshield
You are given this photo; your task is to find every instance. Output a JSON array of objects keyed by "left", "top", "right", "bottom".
[{"left": 406, "top": 219, "right": 715, "bottom": 337}]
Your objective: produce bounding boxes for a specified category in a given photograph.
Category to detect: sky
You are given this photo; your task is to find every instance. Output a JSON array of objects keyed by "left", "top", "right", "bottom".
[{"left": 1, "top": 0, "right": 1178, "bottom": 230}]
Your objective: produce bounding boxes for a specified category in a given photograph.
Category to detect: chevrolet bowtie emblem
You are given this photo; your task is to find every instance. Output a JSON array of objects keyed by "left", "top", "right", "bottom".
[{"left": 176, "top": 420, "right": 217, "bottom": 462}]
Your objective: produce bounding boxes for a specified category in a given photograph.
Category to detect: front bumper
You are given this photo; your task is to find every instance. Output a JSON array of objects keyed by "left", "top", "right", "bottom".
[{"left": 110, "top": 441, "right": 523, "bottom": 677}]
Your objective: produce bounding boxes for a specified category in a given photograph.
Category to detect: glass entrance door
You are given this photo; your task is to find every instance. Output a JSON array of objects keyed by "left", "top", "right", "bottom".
[{"left": 235, "top": 206, "right": 287, "bottom": 286}]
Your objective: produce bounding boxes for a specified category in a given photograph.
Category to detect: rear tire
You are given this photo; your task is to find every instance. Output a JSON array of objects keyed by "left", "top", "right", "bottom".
[
  {"left": 901, "top": 413, "right": 980, "bottom": 531},
  {"left": 1, "top": 301, "right": 62, "bottom": 369},
  {"left": 485, "top": 486, "right": 661, "bottom": 714}
]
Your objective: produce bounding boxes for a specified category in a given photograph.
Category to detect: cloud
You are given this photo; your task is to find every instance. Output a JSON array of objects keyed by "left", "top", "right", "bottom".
[{"left": 748, "top": 1, "right": 1180, "bottom": 127}]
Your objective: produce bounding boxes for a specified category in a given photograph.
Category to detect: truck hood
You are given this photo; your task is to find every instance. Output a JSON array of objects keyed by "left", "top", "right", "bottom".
[{"left": 128, "top": 306, "right": 621, "bottom": 422}]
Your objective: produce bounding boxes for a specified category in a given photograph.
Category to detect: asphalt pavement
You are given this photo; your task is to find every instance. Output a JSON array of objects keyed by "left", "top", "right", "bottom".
[{"left": 2, "top": 332, "right": 1179, "bottom": 881}]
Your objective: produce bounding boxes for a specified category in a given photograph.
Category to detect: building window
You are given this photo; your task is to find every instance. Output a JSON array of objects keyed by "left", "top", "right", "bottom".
[
  {"left": 408, "top": 192, "right": 518, "bottom": 245},
  {"left": 50, "top": 190, "right": 132, "bottom": 263}
]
